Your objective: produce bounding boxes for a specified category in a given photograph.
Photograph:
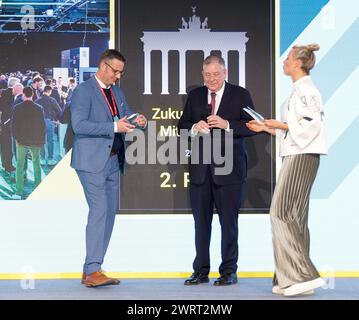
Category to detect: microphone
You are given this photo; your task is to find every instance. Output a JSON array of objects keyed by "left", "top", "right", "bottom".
[
  {"left": 202, "top": 104, "right": 212, "bottom": 120},
  {"left": 196, "top": 104, "right": 212, "bottom": 134},
  {"left": 205, "top": 104, "right": 213, "bottom": 132}
]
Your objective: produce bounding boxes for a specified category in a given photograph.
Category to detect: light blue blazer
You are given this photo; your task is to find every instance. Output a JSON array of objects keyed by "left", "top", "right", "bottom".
[{"left": 70, "top": 77, "right": 134, "bottom": 174}]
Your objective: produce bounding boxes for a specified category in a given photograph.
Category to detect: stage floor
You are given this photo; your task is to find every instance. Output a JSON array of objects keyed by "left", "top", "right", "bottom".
[{"left": 0, "top": 278, "right": 358, "bottom": 300}]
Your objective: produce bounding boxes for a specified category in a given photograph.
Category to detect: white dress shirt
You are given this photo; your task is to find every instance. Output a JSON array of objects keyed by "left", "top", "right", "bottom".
[
  {"left": 207, "top": 81, "right": 225, "bottom": 115},
  {"left": 192, "top": 82, "right": 230, "bottom": 135},
  {"left": 95, "top": 75, "right": 110, "bottom": 89},
  {"left": 95, "top": 75, "right": 119, "bottom": 133}
]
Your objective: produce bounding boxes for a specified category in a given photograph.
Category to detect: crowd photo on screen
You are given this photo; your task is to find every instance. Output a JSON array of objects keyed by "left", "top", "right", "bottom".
[
  {"left": 0, "top": 71, "right": 76, "bottom": 200},
  {"left": 0, "top": 0, "right": 110, "bottom": 200}
]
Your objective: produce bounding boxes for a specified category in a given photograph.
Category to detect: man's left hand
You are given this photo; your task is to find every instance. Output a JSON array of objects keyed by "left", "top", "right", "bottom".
[{"left": 207, "top": 115, "right": 228, "bottom": 129}]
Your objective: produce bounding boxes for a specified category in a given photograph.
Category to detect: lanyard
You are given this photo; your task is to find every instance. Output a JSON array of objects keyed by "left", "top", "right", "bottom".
[{"left": 95, "top": 79, "right": 119, "bottom": 117}]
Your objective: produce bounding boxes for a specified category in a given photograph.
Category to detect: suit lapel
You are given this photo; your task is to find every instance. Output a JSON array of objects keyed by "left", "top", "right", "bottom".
[
  {"left": 198, "top": 86, "right": 208, "bottom": 118},
  {"left": 217, "top": 82, "right": 231, "bottom": 117},
  {"left": 111, "top": 86, "right": 125, "bottom": 118},
  {"left": 90, "top": 77, "right": 113, "bottom": 120}
]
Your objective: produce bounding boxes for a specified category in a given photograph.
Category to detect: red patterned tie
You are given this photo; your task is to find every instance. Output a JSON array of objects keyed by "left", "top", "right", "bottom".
[{"left": 210, "top": 92, "right": 216, "bottom": 115}]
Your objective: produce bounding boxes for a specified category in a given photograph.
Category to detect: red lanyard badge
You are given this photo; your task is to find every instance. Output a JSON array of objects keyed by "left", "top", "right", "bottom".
[{"left": 95, "top": 79, "right": 119, "bottom": 117}]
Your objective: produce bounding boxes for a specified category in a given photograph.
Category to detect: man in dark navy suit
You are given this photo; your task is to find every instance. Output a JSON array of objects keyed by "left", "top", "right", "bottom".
[{"left": 178, "top": 55, "right": 256, "bottom": 286}]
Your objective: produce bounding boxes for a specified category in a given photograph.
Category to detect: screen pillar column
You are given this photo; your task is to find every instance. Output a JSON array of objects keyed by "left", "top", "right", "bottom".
[
  {"left": 239, "top": 46, "right": 246, "bottom": 88},
  {"left": 143, "top": 45, "right": 152, "bottom": 94},
  {"left": 222, "top": 50, "right": 229, "bottom": 81},
  {"left": 179, "top": 49, "right": 187, "bottom": 95},
  {"left": 161, "top": 50, "right": 169, "bottom": 95}
]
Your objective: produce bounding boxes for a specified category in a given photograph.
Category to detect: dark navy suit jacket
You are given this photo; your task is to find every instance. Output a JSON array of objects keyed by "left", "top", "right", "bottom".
[{"left": 178, "top": 82, "right": 256, "bottom": 186}]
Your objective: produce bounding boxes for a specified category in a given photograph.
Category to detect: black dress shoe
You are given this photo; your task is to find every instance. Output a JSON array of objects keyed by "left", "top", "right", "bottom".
[
  {"left": 184, "top": 272, "right": 209, "bottom": 285},
  {"left": 213, "top": 273, "right": 238, "bottom": 286}
]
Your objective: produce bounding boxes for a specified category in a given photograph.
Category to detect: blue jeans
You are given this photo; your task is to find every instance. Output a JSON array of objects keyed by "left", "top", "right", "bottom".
[{"left": 41, "top": 119, "right": 54, "bottom": 160}]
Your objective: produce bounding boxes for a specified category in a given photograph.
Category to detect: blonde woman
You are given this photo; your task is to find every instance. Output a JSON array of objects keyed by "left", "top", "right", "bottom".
[{"left": 247, "top": 44, "right": 327, "bottom": 296}]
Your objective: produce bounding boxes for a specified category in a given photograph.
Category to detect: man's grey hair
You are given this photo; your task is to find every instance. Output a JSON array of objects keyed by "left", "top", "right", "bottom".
[
  {"left": 203, "top": 55, "right": 226, "bottom": 68},
  {"left": 7, "top": 77, "right": 20, "bottom": 88},
  {"left": 13, "top": 83, "right": 24, "bottom": 90}
]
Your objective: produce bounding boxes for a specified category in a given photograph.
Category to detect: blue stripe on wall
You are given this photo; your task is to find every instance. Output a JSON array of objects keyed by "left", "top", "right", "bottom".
[
  {"left": 312, "top": 18, "right": 359, "bottom": 104},
  {"left": 312, "top": 116, "right": 359, "bottom": 198},
  {"left": 281, "top": 0, "right": 330, "bottom": 54},
  {"left": 310, "top": 18, "right": 359, "bottom": 198}
]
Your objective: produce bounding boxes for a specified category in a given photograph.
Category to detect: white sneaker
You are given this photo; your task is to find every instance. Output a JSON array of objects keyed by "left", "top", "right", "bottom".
[
  {"left": 272, "top": 285, "right": 285, "bottom": 295},
  {"left": 272, "top": 285, "right": 314, "bottom": 296},
  {"left": 284, "top": 278, "right": 326, "bottom": 296}
]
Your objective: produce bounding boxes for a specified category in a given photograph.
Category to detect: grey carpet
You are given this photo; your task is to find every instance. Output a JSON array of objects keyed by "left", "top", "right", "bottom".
[{"left": 0, "top": 278, "right": 358, "bottom": 300}]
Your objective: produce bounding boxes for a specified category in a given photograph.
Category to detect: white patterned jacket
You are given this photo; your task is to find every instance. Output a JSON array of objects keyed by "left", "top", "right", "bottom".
[{"left": 278, "top": 76, "right": 328, "bottom": 157}]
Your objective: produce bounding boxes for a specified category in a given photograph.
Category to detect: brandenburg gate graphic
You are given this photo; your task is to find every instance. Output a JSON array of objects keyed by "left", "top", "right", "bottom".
[{"left": 141, "top": 7, "right": 249, "bottom": 95}]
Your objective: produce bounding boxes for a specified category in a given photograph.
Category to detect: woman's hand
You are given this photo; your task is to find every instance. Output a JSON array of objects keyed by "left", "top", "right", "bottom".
[
  {"left": 246, "top": 120, "right": 267, "bottom": 132},
  {"left": 246, "top": 120, "right": 277, "bottom": 136},
  {"left": 264, "top": 119, "right": 288, "bottom": 131}
]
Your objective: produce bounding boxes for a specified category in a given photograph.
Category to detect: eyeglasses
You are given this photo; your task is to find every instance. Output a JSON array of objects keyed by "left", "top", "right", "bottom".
[{"left": 105, "top": 62, "right": 125, "bottom": 76}]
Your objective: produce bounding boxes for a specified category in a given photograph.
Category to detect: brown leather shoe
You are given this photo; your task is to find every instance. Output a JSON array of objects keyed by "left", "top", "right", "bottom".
[
  {"left": 81, "top": 272, "right": 86, "bottom": 284},
  {"left": 83, "top": 271, "right": 120, "bottom": 288},
  {"left": 81, "top": 272, "right": 120, "bottom": 285}
]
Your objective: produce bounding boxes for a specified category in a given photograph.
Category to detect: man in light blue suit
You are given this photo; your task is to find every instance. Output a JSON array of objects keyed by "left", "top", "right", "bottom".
[{"left": 71, "top": 49, "right": 147, "bottom": 288}]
